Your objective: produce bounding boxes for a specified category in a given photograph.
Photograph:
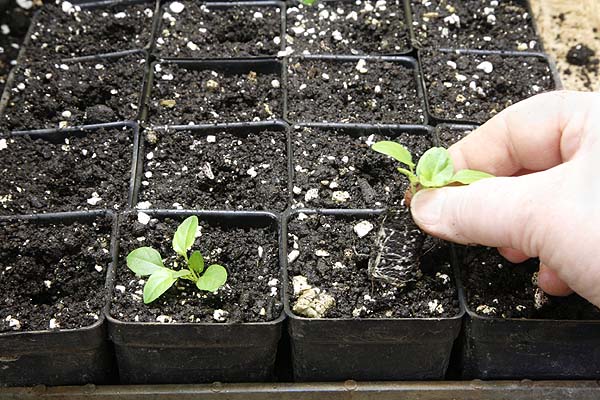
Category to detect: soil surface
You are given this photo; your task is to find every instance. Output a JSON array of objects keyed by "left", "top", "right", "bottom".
[
  {"left": 156, "top": 2, "right": 281, "bottom": 58},
  {"left": 287, "top": 58, "right": 424, "bottom": 124},
  {"left": 148, "top": 63, "right": 282, "bottom": 125},
  {"left": 24, "top": 2, "right": 154, "bottom": 62},
  {"left": 286, "top": 0, "right": 410, "bottom": 55},
  {"left": 111, "top": 214, "right": 282, "bottom": 323},
  {"left": 0, "top": 2, "right": 36, "bottom": 94},
  {"left": 462, "top": 246, "right": 600, "bottom": 320},
  {"left": 1, "top": 54, "right": 146, "bottom": 131},
  {"left": 0, "top": 126, "right": 134, "bottom": 215},
  {"left": 287, "top": 212, "right": 458, "bottom": 319},
  {"left": 421, "top": 51, "right": 555, "bottom": 123},
  {"left": 0, "top": 216, "right": 112, "bottom": 332},
  {"left": 138, "top": 128, "right": 288, "bottom": 211},
  {"left": 437, "top": 125, "right": 475, "bottom": 147},
  {"left": 291, "top": 127, "right": 431, "bottom": 209},
  {"left": 530, "top": 0, "right": 600, "bottom": 92},
  {"left": 409, "top": 0, "right": 540, "bottom": 51}
]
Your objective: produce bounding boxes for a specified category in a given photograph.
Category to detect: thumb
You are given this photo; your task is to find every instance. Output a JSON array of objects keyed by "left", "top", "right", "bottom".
[{"left": 410, "top": 167, "right": 563, "bottom": 255}]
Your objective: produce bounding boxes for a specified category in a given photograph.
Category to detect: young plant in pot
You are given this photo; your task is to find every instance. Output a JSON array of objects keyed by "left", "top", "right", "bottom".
[
  {"left": 126, "top": 216, "right": 228, "bottom": 304},
  {"left": 285, "top": 141, "right": 493, "bottom": 381},
  {"left": 108, "top": 211, "right": 283, "bottom": 384}
]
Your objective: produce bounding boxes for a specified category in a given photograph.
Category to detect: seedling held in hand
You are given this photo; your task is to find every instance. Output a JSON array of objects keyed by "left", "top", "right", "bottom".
[
  {"left": 372, "top": 141, "right": 493, "bottom": 204},
  {"left": 126, "top": 216, "right": 228, "bottom": 304}
]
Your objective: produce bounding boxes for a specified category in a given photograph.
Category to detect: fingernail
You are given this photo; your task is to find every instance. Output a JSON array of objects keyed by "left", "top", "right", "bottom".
[{"left": 411, "top": 189, "right": 445, "bottom": 226}]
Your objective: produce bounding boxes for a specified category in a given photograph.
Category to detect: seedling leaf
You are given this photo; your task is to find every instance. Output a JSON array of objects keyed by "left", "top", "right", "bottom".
[
  {"left": 451, "top": 169, "right": 494, "bottom": 184},
  {"left": 173, "top": 216, "right": 198, "bottom": 257},
  {"left": 301, "top": 0, "right": 317, "bottom": 5},
  {"left": 172, "top": 269, "right": 192, "bottom": 279},
  {"left": 416, "top": 147, "right": 454, "bottom": 187},
  {"left": 372, "top": 141, "right": 415, "bottom": 169},
  {"left": 143, "top": 269, "right": 177, "bottom": 304},
  {"left": 126, "top": 247, "right": 164, "bottom": 276},
  {"left": 189, "top": 250, "right": 205, "bottom": 274},
  {"left": 196, "top": 264, "right": 228, "bottom": 292}
]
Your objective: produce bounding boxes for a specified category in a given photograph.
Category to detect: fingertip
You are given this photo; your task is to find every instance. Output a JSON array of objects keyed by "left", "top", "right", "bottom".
[
  {"left": 538, "top": 263, "right": 573, "bottom": 297},
  {"left": 498, "top": 247, "right": 530, "bottom": 263},
  {"left": 410, "top": 188, "right": 446, "bottom": 229}
]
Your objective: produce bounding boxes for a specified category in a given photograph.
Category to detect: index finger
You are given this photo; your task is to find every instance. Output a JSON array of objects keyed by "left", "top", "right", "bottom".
[{"left": 448, "top": 91, "right": 596, "bottom": 176}]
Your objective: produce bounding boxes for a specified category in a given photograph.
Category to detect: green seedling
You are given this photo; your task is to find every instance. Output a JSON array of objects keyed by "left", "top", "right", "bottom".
[
  {"left": 301, "top": 0, "right": 318, "bottom": 5},
  {"left": 372, "top": 141, "right": 494, "bottom": 196},
  {"left": 126, "top": 216, "right": 228, "bottom": 304}
]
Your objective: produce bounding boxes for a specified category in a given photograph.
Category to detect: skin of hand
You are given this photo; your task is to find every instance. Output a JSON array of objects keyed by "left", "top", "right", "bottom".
[{"left": 410, "top": 91, "right": 600, "bottom": 308}]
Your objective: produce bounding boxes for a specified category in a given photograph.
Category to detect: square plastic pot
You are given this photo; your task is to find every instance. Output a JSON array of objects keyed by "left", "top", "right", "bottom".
[
  {"left": 404, "top": 0, "right": 544, "bottom": 53},
  {"left": 153, "top": 0, "right": 287, "bottom": 60},
  {"left": 284, "top": 209, "right": 463, "bottom": 381},
  {"left": 456, "top": 261, "right": 600, "bottom": 380},
  {"left": 417, "top": 49, "right": 562, "bottom": 126},
  {"left": 107, "top": 210, "right": 285, "bottom": 384},
  {"left": 284, "top": 54, "right": 428, "bottom": 126},
  {"left": 131, "top": 120, "right": 291, "bottom": 212},
  {"left": 0, "top": 211, "right": 117, "bottom": 387}
]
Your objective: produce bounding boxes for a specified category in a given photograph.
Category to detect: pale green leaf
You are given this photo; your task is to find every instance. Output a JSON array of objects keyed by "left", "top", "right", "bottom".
[
  {"left": 189, "top": 250, "right": 204, "bottom": 274},
  {"left": 372, "top": 141, "right": 415, "bottom": 168},
  {"left": 126, "top": 247, "right": 164, "bottom": 276},
  {"left": 301, "top": 0, "right": 317, "bottom": 5},
  {"left": 143, "top": 269, "right": 177, "bottom": 304},
  {"left": 451, "top": 169, "right": 494, "bottom": 185},
  {"left": 172, "top": 269, "right": 192, "bottom": 279},
  {"left": 416, "top": 147, "right": 454, "bottom": 188},
  {"left": 172, "top": 216, "right": 198, "bottom": 257},
  {"left": 196, "top": 264, "right": 228, "bottom": 292}
]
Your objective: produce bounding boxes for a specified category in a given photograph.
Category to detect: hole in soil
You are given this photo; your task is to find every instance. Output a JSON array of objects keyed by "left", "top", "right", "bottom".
[{"left": 30, "top": 291, "right": 55, "bottom": 305}]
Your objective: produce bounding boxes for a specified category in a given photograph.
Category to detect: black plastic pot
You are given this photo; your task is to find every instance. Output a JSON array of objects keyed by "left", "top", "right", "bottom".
[
  {"left": 142, "top": 58, "right": 284, "bottom": 126},
  {"left": 0, "top": 122, "right": 141, "bottom": 213},
  {"left": 285, "top": 0, "right": 413, "bottom": 56},
  {"left": 0, "top": 50, "right": 150, "bottom": 133},
  {"left": 22, "top": 0, "right": 159, "bottom": 62},
  {"left": 0, "top": 211, "right": 118, "bottom": 387},
  {"left": 284, "top": 54, "right": 428, "bottom": 126},
  {"left": 404, "top": 0, "right": 544, "bottom": 53},
  {"left": 289, "top": 123, "right": 435, "bottom": 211},
  {"left": 107, "top": 210, "right": 285, "bottom": 384},
  {"left": 283, "top": 209, "right": 463, "bottom": 382},
  {"left": 132, "top": 120, "right": 291, "bottom": 212},
  {"left": 455, "top": 250, "right": 600, "bottom": 380},
  {"left": 153, "top": 0, "right": 287, "bottom": 60},
  {"left": 418, "top": 49, "right": 562, "bottom": 126}
]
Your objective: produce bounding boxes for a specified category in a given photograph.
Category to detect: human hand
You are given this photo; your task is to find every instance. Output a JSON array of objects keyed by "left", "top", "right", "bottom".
[{"left": 410, "top": 91, "right": 600, "bottom": 307}]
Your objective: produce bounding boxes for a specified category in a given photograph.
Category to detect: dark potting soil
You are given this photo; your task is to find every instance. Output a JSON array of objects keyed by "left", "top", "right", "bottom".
[
  {"left": 287, "top": 212, "right": 458, "bottom": 319},
  {"left": 1, "top": 54, "right": 146, "bottom": 131},
  {"left": 0, "top": 127, "right": 134, "bottom": 215},
  {"left": 286, "top": 0, "right": 410, "bottom": 55},
  {"left": 156, "top": 2, "right": 282, "bottom": 58},
  {"left": 0, "top": 217, "right": 112, "bottom": 332},
  {"left": 421, "top": 51, "right": 555, "bottom": 123},
  {"left": 111, "top": 214, "right": 282, "bottom": 323},
  {"left": 138, "top": 128, "right": 288, "bottom": 212},
  {"left": 148, "top": 63, "right": 282, "bottom": 125},
  {"left": 437, "top": 125, "right": 475, "bottom": 147},
  {"left": 0, "top": 3, "right": 36, "bottom": 94},
  {"left": 291, "top": 127, "right": 431, "bottom": 209},
  {"left": 286, "top": 58, "right": 424, "bottom": 124},
  {"left": 462, "top": 247, "right": 600, "bottom": 320},
  {"left": 409, "top": 0, "right": 540, "bottom": 52},
  {"left": 23, "top": 2, "right": 154, "bottom": 62}
]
